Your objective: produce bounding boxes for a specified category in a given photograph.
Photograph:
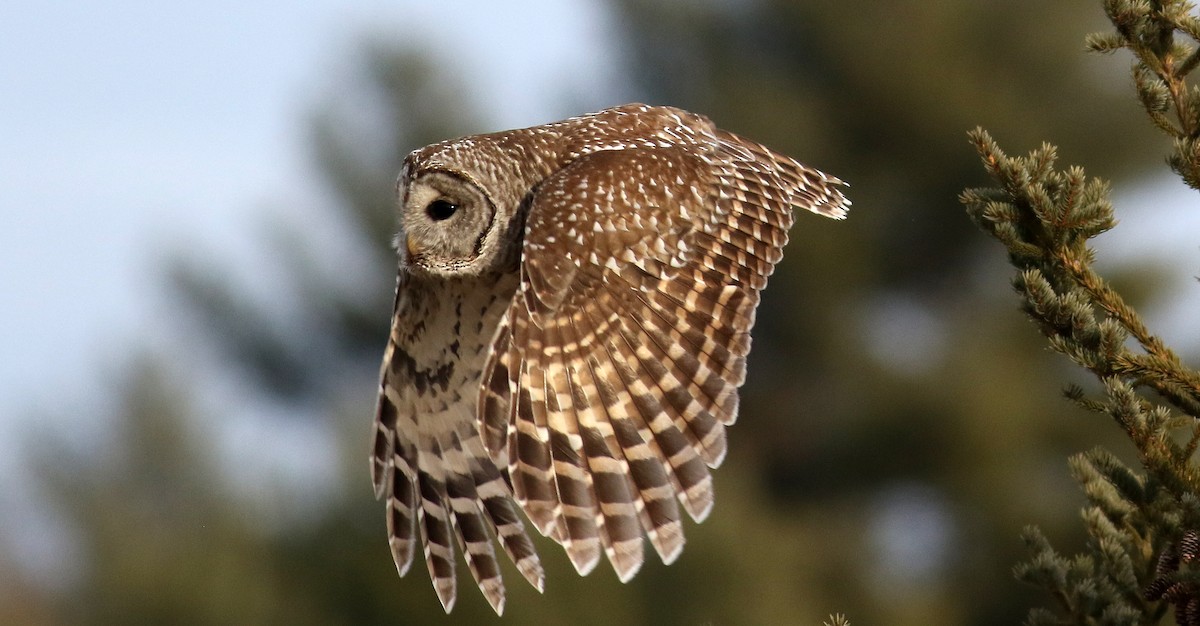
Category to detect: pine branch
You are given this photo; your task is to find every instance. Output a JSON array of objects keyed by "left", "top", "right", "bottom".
[
  {"left": 1091, "top": 0, "right": 1200, "bottom": 189},
  {"left": 962, "top": 128, "right": 1200, "bottom": 623},
  {"left": 961, "top": 3, "right": 1200, "bottom": 622},
  {"left": 824, "top": 614, "right": 851, "bottom": 626}
]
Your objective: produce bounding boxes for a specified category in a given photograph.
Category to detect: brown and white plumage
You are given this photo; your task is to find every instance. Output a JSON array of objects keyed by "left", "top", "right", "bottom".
[{"left": 372, "top": 103, "right": 848, "bottom": 614}]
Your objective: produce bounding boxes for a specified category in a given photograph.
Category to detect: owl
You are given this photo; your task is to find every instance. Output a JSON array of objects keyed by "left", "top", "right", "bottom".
[{"left": 371, "top": 103, "right": 849, "bottom": 614}]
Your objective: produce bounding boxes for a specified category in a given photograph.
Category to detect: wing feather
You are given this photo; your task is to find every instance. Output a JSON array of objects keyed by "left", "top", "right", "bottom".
[
  {"left": 558, "top": 290, "right": 646, "bottom": 580},
  {"left": 373, "top": 274, "right": 544, "bottom": 615},
  {"left": 416, "top": 440, "right": 457, "bottom": 612},
  {"left": 476, "top": 120, "right": 849, "bottom": 583},
  {"left": 570, "top": 275, "right": 686, "bottom": 565},
  {"left": 540, "top": 316, "right": 603, "bottom": 574},
  {"left": 441, "top": 429, "right": 505, "bottom": 613}
]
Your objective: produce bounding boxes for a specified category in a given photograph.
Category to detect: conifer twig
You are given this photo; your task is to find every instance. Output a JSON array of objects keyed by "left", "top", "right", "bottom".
[{"left": 960, "top": 3, "right": 1200, "bottom": 622}]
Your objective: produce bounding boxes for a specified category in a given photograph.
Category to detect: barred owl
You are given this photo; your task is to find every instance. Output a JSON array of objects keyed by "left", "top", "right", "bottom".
[{"left": 371, "top": 103, "right": 849, "bottom": 614}]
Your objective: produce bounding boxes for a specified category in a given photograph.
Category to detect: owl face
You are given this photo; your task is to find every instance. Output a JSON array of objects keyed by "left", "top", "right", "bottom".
[{"left": 398, "top": 169, "right": 500, "bottom": 276}]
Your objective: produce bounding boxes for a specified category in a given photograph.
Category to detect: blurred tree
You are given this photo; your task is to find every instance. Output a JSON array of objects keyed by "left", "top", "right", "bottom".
[
  {"left": 12, "top": 1, "right": 1183, "bottom": 625},
  {"left": 0, "top": 562, "right": 55, "bottom": 626}
]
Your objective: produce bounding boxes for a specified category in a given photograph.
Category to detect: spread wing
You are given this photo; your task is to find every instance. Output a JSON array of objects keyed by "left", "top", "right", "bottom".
[
  {"left": 478, "top": 131, "right": 849, "bottom": 581},
  {"left": 371, "top": 274, "right": 543, "bottom": 615}
]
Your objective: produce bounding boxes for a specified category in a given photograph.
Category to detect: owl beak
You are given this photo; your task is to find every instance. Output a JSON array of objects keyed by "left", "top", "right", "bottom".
[{"left": 405, "top": 234, "right": 420, "bottom": 260}]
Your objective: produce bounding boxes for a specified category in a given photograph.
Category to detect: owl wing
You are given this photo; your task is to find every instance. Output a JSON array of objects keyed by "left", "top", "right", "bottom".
[
  {"left": 370, "top": 274, "right": 544, "bottom": 615},
  {"left": 478, "top": 132, "right": 849, "bottom": 581}
]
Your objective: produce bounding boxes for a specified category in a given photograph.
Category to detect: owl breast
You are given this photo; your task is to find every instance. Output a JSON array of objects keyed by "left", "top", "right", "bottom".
[{"left": 384, "top": 271, "right": 520, "bottom": 440}]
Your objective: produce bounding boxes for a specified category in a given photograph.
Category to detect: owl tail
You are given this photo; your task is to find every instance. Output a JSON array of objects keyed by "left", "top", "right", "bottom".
[{"left": 372, "top": 401, "right": 544, "bottom": 615}]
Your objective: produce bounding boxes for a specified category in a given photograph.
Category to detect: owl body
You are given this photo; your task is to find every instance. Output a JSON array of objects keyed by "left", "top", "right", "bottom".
[{"left": 372, "top": 104, "right": 849, "bottom": 614}]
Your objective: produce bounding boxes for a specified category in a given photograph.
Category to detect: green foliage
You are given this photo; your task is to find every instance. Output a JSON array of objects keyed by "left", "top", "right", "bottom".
[
  {"left": 962, "top": 2, "right": 1200, "bottom": 622},
  {"left": 1088, "top": 0, "right": 1200, "bottom": 189}
]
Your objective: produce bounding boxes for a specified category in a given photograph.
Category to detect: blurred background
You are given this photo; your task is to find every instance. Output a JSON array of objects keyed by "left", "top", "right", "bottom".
[{"left": 3, "top": 1, "right": 1200, "bottom": 624}]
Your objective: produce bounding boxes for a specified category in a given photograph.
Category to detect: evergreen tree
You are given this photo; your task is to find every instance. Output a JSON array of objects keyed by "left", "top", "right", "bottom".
[{"left": 962, "top": 1, "right": 1200, "bottom": 623}]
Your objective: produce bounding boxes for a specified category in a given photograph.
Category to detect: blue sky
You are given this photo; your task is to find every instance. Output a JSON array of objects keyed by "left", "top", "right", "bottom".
[{"left": 0, "top": 1, "right": 622, "bottom": 413}]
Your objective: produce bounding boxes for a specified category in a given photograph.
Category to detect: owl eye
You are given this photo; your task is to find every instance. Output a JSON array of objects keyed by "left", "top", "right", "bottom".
[{"left": 426, "top": 199, "right": 459, "bottom": 221}]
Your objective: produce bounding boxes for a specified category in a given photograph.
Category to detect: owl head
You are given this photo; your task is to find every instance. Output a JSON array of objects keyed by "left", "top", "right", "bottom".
[
  {"left": 396, "top": 166, "right": 500, "bottom": 277},
  {"left": 396, "top": 135, "right": 554, "bottom": 278}
]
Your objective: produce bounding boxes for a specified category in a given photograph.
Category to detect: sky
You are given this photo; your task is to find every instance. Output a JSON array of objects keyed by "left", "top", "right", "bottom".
[{"left": 0, "top": 0, "right": 621, "bottom": 411}]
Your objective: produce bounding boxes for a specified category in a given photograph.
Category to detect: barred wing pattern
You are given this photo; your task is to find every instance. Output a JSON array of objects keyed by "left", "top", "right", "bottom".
[
  {"left": 479, "top": 129, "right": 849, "bottom": 581},
  {"left": 374, "top": 103, "right": 849, "bottom": 616},
  {"left": 372, "top": 272, "right": 543, "bottom": 615}
]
